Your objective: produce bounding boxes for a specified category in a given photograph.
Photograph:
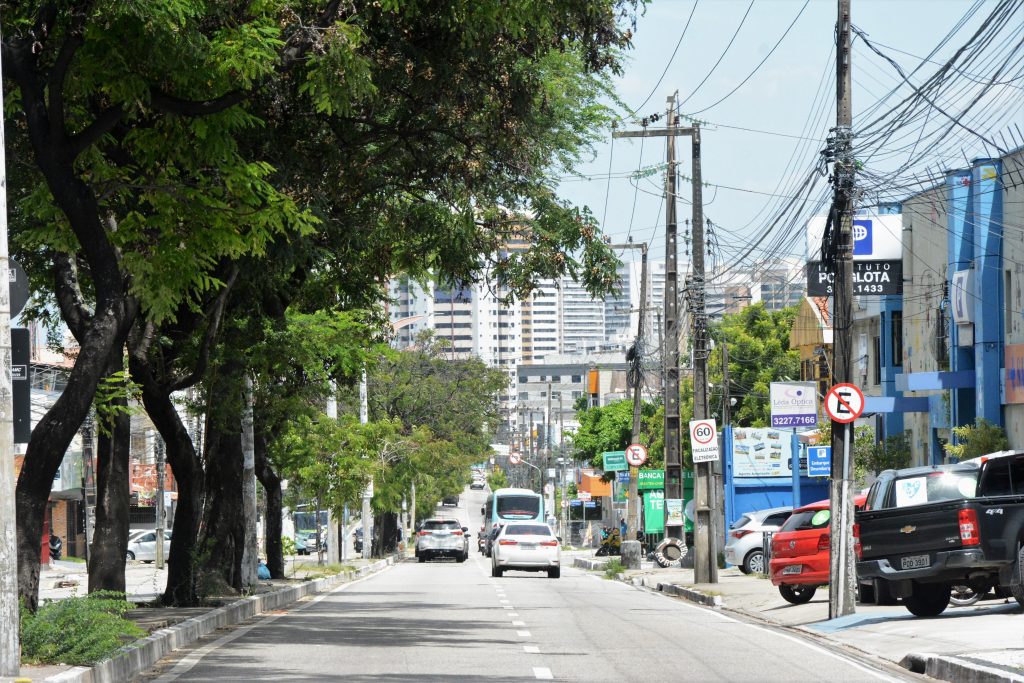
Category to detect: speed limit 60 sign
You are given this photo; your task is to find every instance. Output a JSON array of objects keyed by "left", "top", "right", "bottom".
[{"left": 689, "top": 419, "right": 720, "bottom": 463}]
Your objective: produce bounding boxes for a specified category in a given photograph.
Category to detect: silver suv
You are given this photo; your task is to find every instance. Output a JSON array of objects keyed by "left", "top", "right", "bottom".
[
  {"left": 723, "top": 506, "right": 792, "bottom": 574},
  {"left": 415, "top": 518, "right": 470, "bottom": 563}
]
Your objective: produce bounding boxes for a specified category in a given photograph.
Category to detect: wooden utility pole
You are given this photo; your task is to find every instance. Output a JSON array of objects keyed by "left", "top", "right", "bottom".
[
  {"left": 829, "top": 0, "right": 857, "bottom": 619},
  {"left": 627, "top": 246, "right": 648, "bottom": 539}
]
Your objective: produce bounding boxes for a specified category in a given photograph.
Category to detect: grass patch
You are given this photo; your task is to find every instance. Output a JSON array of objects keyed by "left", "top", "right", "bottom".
[
  {"left": 21, "top": 591, "right": 144, "bottom": 666},
  {"left": 603, "top": 558, "right": 625, "bottom": 579},
  {"left": 61, "top": 556, "right": 87, "bottom": 564}
]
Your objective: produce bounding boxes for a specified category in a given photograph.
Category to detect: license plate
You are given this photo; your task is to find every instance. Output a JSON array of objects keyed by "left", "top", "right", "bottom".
[
  {"left": 520, "top": 543, "right": 537, "bottom": 550},
  {"left": 782, "top": 565, "right": 802, "bottom": 575},
  {"left": 900, "top": 554, "right": 930, "bottom": 569}
]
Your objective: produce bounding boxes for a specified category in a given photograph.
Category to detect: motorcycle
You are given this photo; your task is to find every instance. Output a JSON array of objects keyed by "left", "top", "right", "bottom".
[
  {"left": 595, "top": 527, "right": 621, "bottom": 556},
  {"left": 48, "top": 534, "right": 63, "bottom": 561}
]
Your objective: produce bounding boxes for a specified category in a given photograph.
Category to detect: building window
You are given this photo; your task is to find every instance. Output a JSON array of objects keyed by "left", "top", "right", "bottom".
[
  {"left": 872, "top": 336, "right": 881, "bottom": 386},
  {"left": 571, "top": 375, "right": 582, "bottom": 383},
  {"left": 891, "top": 311, "right": 903, "bottom": 367}
]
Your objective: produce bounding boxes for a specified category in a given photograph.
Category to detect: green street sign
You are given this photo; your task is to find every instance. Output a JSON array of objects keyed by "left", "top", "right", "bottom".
[
  {"left": 602, "top": 451, "right": 627, "bottom": 472},
  {"left": 636, "top": 469, "right": 665, "bottom": 490}
]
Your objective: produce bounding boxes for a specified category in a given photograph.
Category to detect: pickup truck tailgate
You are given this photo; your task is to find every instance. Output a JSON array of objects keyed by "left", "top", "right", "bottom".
[{"left": 858, "top": 501, "right": 964, "bottom": 563}]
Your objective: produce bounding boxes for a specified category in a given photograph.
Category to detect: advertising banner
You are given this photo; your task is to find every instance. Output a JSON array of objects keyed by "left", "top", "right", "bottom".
[
  {"left": 643, "top": 490, "right": 665, "bottom": 534},
  {"left": 769, "top": 382, "right": 818, "bottom": 429},
  {"left": 637, "top": 469, "right": 665, "bottom": 490},
  {"left": 1007, "top": 344, "right": 1024, "bottom": 404},
  {"left": 665, "top": 498, "right": 684, "bottom": 526},
  {"left": 731, "top": 428, "right": 794, "bottom": 478}
]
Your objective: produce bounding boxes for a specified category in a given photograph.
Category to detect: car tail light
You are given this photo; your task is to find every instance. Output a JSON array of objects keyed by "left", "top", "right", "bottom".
[
  {"left": 452, "top": 530, "right": 463, "bottom": 535},
  {"left": 540, "top": 540, "right": 558, "bottom": 547},
  {"left": 817, "top": 533, "right": 830, "bottom": 552},
  {"left": 417, "top": 530, "right": 429, "bottom": 536},
  {"left": 731, "top": 529, "right": 753, "bottom": 539},
  {"left": 959, "top": 508, "right": 980, "bottom": 546},
  {"left": 499, "top": 539, "right": 518, "bottom": 546},
  {"left": 852, "top": 523, "right": 862, "bottom": 560}
]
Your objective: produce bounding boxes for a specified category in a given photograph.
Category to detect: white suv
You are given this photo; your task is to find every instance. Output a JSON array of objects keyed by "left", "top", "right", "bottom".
[
  {"left": 415, "top": 518, "right": 470, "bottom": 562},
  {"left": 723, "top": 506, "right": 792, "bottom": 574}
]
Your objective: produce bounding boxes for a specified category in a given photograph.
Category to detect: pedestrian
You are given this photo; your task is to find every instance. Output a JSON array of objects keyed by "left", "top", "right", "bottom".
[{"left": 619, "top": 516, "right": 627, "bottom": 539}]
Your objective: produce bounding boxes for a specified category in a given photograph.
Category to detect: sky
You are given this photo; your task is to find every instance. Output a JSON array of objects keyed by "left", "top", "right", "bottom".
[{"left": 555, "top": 0, "right": 1020, "bottom": 268}]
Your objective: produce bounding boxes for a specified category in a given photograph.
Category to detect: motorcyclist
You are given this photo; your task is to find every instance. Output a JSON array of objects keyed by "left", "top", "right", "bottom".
[{"left": 48, "top": 533, "right": 63, "bottom": 561}]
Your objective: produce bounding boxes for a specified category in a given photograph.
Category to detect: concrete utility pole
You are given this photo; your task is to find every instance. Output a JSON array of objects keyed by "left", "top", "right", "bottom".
[
  {"left": 155, "top": 436, "right": 166, "bottom": 570},
  {"left": 829, "top": 0, "right": 857, "bottom": 619},
  {"left": 614, "top": 94, "right": 715, "bottom": 580},
  {"left": 240, "top": 377, "right": 258, "bottom": 586},
  {"left": 546, "top": 382, "right": 553, "bottom": 518},
  {"left": 325, "top": 386, "right": 340, "bottom": 564},
  {"left": 0, "top": 38, "right": 19, "bottom": 669}
]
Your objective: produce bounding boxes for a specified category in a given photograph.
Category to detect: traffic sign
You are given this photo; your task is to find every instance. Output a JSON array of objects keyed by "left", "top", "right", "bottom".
[
  {"left": 807, "top": 446, "right": 831, "bottom": 477},
  {"left": 824, "top": 383, "right": 865, "bottom": 424},
  {"left": 509, "top": 452, "right": 522, "bottom": 465},
  {"left": 625, "top": 443, "right": 648, "bottom": 467},
  {"left": 689, "top": 419, "right": 720, "bottom": 463},
  {"left": 543, "top": 483, "right": 553, "bottom": 495},
  {"left": 560, "top": 499, "right": 569, "bottom": 509}
]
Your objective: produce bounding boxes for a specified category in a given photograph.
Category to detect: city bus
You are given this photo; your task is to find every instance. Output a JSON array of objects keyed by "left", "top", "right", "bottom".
[{"left": 481, "top": 488, "right": 545, "bottom": 528}]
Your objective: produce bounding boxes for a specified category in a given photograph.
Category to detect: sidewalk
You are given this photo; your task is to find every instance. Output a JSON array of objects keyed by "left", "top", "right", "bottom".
[{"left": 574, "top": 554, "right": 1024, "bottom": 683}]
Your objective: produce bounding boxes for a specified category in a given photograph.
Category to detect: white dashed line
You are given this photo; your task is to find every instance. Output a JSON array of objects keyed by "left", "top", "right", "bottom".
[
  {"left": 500, "top": 599, "right": 510, "bottom": 604},
  {"left": 533, "top": 666, "right": 553, "bottom": 680},
  {"left": 508, "top": 613, "right": 519, "bottom": 617},
  {"left": 503, "top": 605, "right": 513, "bottom": 610},
  {"left": 523, "top": 646, "right": 540, "bottom": 654},
  {"left": 517, "top": 630, "right": 531, "bottom": 637},
  {"left": 512, "top": 620, "right": 526, "bottom": 626}
]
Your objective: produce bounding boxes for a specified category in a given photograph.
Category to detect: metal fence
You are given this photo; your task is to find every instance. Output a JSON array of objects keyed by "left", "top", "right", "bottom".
[{"left": 761, "top": 531, "right": 774, "bottom": 578}]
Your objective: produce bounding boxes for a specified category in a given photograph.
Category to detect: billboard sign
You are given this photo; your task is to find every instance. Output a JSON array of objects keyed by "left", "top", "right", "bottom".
[
  {"left": 807, "top": 213, "right": 903, "bottom": 261},
  {"left": 769, "top": 382, "right": 818, "bottom": 428},
  {"left": 806, "top": 260, "right": 903, "bottom": 296},
  {"left": 732, "top": 428, "right": 796, "bottom": 478}
]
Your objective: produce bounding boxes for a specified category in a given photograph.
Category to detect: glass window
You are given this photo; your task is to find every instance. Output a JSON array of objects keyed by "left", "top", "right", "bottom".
[
  {"left": 504, "top": 524, "right": 553, "bottom": 536},
  {"left": 730, "top": 514, "right": 752, "bottom": 530},
  {"left": 496, "top": 495, "right": 541, "bottom": 520},
  {"left": 979, "top": 455, "right": 1024, "bottom": 497},
  {"left": 423, "top": 520, "right": 461, "bottom": 531},
  {"left": 891, "top": 470, "right": 978, "bottom": 508},
  {"left": 779, "top": 509, "right": 830, "bottom": 532},
  {"left": 764, "top": 512, "right": 792, "bottom": 527},
  {"left": 891, "top": 311, "right": 903, "bottom": 367}
]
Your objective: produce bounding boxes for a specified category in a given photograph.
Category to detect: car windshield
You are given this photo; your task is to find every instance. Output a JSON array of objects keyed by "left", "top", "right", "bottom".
[
  {"left": 730, "top": 514, "right": 753, "bottom": 530},
  {"left": 779, "top": 508, "right": 831, "bottom": 532},
  {"left": 505, "top": 525, "right": 552, "bottom": 536},
  {"left": 423, "top": 520, "right": 460, "bottom": 531},
  {"left": 892, "top": 471, "right": 978, "bottom": 507},
  {"left": 497, "top": 495, "right": 541, "bottom": 519}
]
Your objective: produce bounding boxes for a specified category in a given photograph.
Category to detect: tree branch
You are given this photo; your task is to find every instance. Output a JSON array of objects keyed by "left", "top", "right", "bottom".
[
  {"left": 66, "top": 104, "right": 126, "bottom": 159},
  {"left": 169, "top": 264, "right": 240, "bottom": 392},
  {"left": 46, "top": 3, "right": 92, "bottom": 140},
  {"left": 53, "top": 252, "right": 92, "bottom": 342},
  {"left": 150, "top": 90, "right": 244, "bottom": 117}
]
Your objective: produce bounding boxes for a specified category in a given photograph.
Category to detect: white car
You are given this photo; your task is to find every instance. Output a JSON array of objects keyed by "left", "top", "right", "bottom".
[
  {"left": 723, "top": 506, "right": 792, "bottom": 574},
  {"left": 490, "top": 522, "right": 561, "bottom": 578},
  {"left": 126, "top": 530, "right": 172, "bottom": 562}
]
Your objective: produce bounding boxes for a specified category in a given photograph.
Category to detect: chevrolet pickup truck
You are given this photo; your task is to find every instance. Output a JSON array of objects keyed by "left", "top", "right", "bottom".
[{"left": 856, "top": 451, "right": 1024, "bottom": 617}]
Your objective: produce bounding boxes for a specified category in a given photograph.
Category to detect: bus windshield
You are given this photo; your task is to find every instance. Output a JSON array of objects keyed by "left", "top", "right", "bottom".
[{"left": 497, "top": 495, "right": 542, "bottom": 520}]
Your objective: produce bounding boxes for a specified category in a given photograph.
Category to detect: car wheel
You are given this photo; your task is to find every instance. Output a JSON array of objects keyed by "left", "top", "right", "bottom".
[
  {"left": 742, "top": 549, "right": 765, "bottom": 575},
  {"left": 1005, "top": 544, "right": 1024, "bottom": 609},
  {"left": 547, "top": 567, "right": 560, "bottom": 579},
  {"left": 949, "top": 584, "right": 982, "bottom": 607},
  {"left": 491, "top": 564, "right": 503, "bottom": 578},
  {"left": 126, "top": 551, "right": 135, "bottom": 561},
  {"left": 904, "top": 582, "right": 951, "bottom": 617},
  {"left": 457, "top": 551, "right": 467, "bottom": 563},
  {"left": 418, "top": 553, "right": 427, "bottom": 563},
  {"left": 779, "top": 584, "right": 816, "bottom": 604}
]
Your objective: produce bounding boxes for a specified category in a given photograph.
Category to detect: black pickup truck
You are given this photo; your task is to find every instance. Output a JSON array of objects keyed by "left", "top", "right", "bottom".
[{"left": 856, "top": 451, "right": 1024, "bottom": 617}]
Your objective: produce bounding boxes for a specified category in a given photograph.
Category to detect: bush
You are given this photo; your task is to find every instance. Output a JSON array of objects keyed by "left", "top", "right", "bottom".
[
  {"left": 21, "top": 591, "right": 144, "bottom": 665},
  {"left": 603, "top": 558, "right": 625, "bottom": 579},
  {"left": 945, "top": 418, "right": 1009, "bottom": 462}
]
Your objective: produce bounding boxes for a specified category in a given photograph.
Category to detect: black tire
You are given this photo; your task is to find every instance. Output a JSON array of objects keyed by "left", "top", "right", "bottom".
[
  {"left": 779, "top": 584, "right": 817, "bottom": 604},
  {"left": 1006, "top": 543, "right": 1024, "bottom": 609},
  {"left": 457, "top": 551, "right": 467, "bottom": 563},
  {"left": 418, "top": 553, "right": 427, "bottom": 563},
  {"left": 904, "top": 582, "right": 951, "bottom": 617},
  {"left": 491, "top": 564, "right": 503, "bottom": 577},
  {"left": 547, "top": 567, "right": 560, "bottom": 579},
  {"left": 595, "top": 546, "right": 608, "bottom": 557},
  {"left": 742, "top": 549, "right": 765, "bottom": 576},
  {"left": 126, "top": 551, "right": 135, "bottom": 561}
]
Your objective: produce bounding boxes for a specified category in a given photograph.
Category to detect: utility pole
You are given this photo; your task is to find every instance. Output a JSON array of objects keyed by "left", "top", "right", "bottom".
[
  {"left": 360, "top": 369, "right": 372, "bottom": 560},
  {"left": 155, "top": 436, "right": 166, "bottom": 570},
  {"left": 0, "top": 41, "right": 18, "bottom": 667},
  {"left": 829, "top": 0, "right": 857, "bottom": 619},
  {"left": 325, "top": 385, "right": 340, "bottom": 564},
  {"left": 546, "top": 382, "right": 553, "bottom": 518},
  {"left": 240, "top": 377, "right": 257, "bottom": 586}
]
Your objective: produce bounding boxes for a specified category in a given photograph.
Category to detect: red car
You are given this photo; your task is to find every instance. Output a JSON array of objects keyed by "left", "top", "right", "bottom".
[{"left": 769, "top": 495, "right": 866, "bottom": 604}]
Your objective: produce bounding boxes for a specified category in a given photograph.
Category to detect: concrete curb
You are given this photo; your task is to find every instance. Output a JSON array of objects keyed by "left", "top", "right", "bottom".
[
  {"left": 901, "top": 652, "right": 1024, "bottom": 683},
  {"left": 628, "top": 574, "right": 723, "bottom": 608},
  {"left": 573, "top": 557, "right": 609, "bottom": 571},
  {"left": 43, "top": 557, "right": 395, "bottom": 683}
]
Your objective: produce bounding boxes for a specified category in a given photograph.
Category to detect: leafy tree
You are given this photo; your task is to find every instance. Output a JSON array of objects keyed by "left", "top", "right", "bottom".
[
  {"left": 571, "top": 399, "right": 659, "bottom": 471},
  {"left": 945, "top": 418, "right": 1009, "bottom": 462}
]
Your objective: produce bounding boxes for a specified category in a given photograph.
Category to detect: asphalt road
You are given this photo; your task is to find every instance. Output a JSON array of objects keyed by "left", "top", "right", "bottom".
[{"left": 140, "top": 489, "right": 913, "bottom": 682}]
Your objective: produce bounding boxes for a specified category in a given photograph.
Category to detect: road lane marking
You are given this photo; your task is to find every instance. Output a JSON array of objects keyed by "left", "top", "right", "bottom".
[
  {"left": 533, "top": 666, "right": 553, "bottom": 680},
  {"left": 523, "top": 646, "right": 540, "bottom": 654},
  {"left": 503, "top": 605, "right": 513, "bottom": 609},
  {"left": 517, "top": 630, "right": 531, "bottom": 637},
  {"left": 500, "top": 599, "right": 510, "bottom": 603},
  {"left": 508, "top": 612, "right": 519, "bottom": 617},
  {"left": 512, "top": 620, "right": 526, "bottom": 626}
]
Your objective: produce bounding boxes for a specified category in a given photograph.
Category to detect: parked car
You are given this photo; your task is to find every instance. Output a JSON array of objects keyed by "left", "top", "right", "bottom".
[
  {"left": 484, "top": 523, "right": 504, "bottom": 557},
  {"left": 856, "top": 452, "right": 1024, "bottom": 616},
  {"left": 724, "top": 506, "right": 792, "bottom": 574},
  {"left": 416, "top": 518, "right": 470, "bottom": 562},
  {"left": 294, "top": 531, "right": 311, "bottom": 555},
  {"left": 490, "top": 522, "right": 561, "bottom": 578},
  {"left": 126, "top": 530, "right": 172, "bottom": 562},
  {"left": 442, "top": 495, "right": 460, "bottom": 507},
  {"left": 770, "top": 495, "right": 866, "bottom": 604}
]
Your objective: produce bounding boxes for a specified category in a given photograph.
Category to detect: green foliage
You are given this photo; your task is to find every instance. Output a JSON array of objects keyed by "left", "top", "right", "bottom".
[
  {"left": 487, "top": 468, "right": 508, "bottom": 490},
  {"left": 603, "top": 557, "right": 625, "bottom": 578},
  {"left": 281, "top": 536, "right": 297, "bottom": 557},
  {"left": 945, "top": 418, "right": 1009, "bottom": 462},
  {"left": 20, "top": 592, "right": 144, "bottom": 665},
  {"left": 572, "top": 399, "right": 659, "bottom": 469},
  {"left": 93, "top": 370, "right": 143, "bottom": 437}
]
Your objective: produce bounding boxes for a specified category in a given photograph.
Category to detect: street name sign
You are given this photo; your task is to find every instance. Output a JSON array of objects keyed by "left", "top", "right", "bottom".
[
  {"left": 602, "top": 451, "right": 628, "bottom": 472},
  {"left": 824, "top": 383, "right": 865, "bottom": 424},
  {"left": 689, "top": 420, "right": 719, "bottom": 463}
]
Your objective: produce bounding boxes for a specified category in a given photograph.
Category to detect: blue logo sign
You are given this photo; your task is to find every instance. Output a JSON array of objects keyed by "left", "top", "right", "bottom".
[
  {"left": 807, "top": 446, "right": 831, "bottom": 477},
  {"left": 853, "top": 219, "right": 872, "bottom": 256},
  {"left": 616, "top": 471, "right": 631, "bottom": 484}
]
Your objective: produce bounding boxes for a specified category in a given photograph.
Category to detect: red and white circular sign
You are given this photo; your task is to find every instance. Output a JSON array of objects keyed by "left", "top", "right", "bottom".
[
  {"left": 625, "top": 443, "right": 648, "bottom": 467},
  {"left": 509, "top": 452, "right": 522, "bottom": 465},
  {"left": 825, "top": 383, "right": 865, "bottom": 424}
]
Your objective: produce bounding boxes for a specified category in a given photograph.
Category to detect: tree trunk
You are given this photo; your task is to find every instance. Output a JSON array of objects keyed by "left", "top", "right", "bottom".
[
  {"left": 254, "top": 430, "right": 284, "bottom": 579},
  {"left": 88, "top": 357, "right": 131, "bottom": 594},
  {"left": 373, "top": 511, "right": 400, "bottom": 557},
  {"left": 16, "top": 305, "right": 135, "bottom": 610}
]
